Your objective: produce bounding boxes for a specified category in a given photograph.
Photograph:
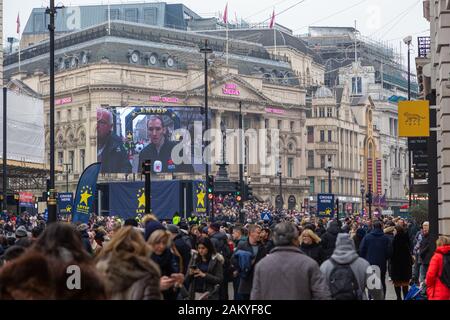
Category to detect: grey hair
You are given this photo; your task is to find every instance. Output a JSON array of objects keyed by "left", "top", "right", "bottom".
[{"left": 272, "top": 222, "right": 299, "bottom": 246}]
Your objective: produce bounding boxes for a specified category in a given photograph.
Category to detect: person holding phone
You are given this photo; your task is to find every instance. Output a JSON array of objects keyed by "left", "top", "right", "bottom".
[{"left": 185, "top": 238, "right": 223, "bottom": 300}]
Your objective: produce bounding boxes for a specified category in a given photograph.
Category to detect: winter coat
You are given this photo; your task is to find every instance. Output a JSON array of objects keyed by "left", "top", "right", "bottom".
[
  {"left": 151, "top": 248, "right": 180, "bottom": 300},
  {"left": 300, "top": 242, "right": 323, "bottom": 265},
  {"left": 390, "top": 231, "right": 413, "bottom": 282},
  {"left": 359, "top": 228, "right": 392, "bottom": 273},
  {"left": 173, "top": 233, "right": 192, "bottom": 275},
  {"left": 320, "top": 234, "right": 384, "bottom": 300},
  {"left": 96, "top": 253, "right": 162, "bottom": 300},
  {"left": 231, "top": 239, "right": 267, "bottom": 295},
  {"left": 251, "top": 246, "right": 331, "bottom": 300},
  {"left": 321, "top": 221, "right": 341, "bottom": 261},
  {"left": 80, "top": 230, "right": 93, "bottom": 255},
  {"left": 185, "top": 254, "right": 224, "bottom": 300},
  {"left": 353, "top": 228, "right": 366, "bottom": 254},
  {"left": 426, "top": 245, "right": 450, "bottom": 300},
  {"left": 419, "top": 233, "right": 434, "bottom": 266}
]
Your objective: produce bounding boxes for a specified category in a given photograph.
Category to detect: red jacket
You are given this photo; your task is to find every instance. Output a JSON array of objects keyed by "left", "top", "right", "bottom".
[{"left": 426, "top": 245, "right": 450, "bottom": 300}]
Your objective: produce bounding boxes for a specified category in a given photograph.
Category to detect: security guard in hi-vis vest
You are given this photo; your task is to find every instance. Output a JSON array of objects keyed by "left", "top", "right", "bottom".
[{"left": 172, "top": 212, "right": 181, "bottom": 225}]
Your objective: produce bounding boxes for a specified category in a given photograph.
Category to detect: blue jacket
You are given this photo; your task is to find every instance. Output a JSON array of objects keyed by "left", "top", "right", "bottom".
[
  {"left": 359, "top": 228, "right": 392, "bottom": 272},
  {"left": 234, "top": 250, "right": 253, "bottom": 279}
]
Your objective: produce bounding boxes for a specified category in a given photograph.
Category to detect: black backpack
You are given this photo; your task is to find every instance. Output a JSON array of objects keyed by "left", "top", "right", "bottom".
[
  {"left": 328, "top": 259, "right": 363, "bottom": 300},
  {"left": 440, "top": 253, "right": 450, "bottom": 288}
]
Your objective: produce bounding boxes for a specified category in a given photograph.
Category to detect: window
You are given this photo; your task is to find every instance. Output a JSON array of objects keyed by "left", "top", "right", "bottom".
[
  {"left": 244, "top": 118, "right": 251, "bottom": 130},
  {"left": 80, "top": 149, "right": 85, "bottom": 171},
  {"left": 394, "top": 119, "right": 398, "bottom": 136},
  {"left": 109, "top": 9, "right": 120, "bottom": 20},
  {"left": 143, "top": 8, "right": 157, "bottom": 24},
  {"left": 328, "top": 130, "right": 332, "bottom": 142},
  {"left": 69, "top": 151, "right": 75, "bottom": 172},
  {"left": 320, "top": 155, "right": 325, "bottom": 169},
  {"left": 307, "top": 151, "right": 314, "bottom": 168},
  {"left": 58, "top": 152, "right": 63, "bottom": 165},
  {"left": 67, "top": 109, "right": 71, "bottom": 121},
  {"left": 33, "top": 13, "right": 45, "bottom": 32},
  {"left": 350, "top": 179, "right": 353, "bottom": 195},
  {"left": 321, "top": 180, "right": 326, "bottom": 193},
  {"left": 319, "top": 108, "right": 325, "bottom": 117},
  {"left": 395, "top": 149, "right": 398, "bottom": 168},
  {"left": 307, "top": 126, "right": 314, "bottom": 143},
  {"left": 327, "top": 108, "right": 332, "bottom": 117},
  {"left": 384, "top": 159, "right": 388, "bottom": 180},
  {"left": 57, "top": 111, "right": 61, "bottom": 122},
  {"left": 340, "top": 178, "right": 344, "bottom": 194},
  {"left": 278, "top": 120, "right": 282, "bottom": 130},
  {"left": 287, "top": 158, "right": 294, "bottom": 178},
  {"left": 290, "top": 121, "right": 295, "bottom": 131},
  {"left": 309, "top": 177, "right": 315, "bottom": 194},
  {"left": 389, "top": 118, "right": 393, "bottom": 136},
  {"left": 125, "top": 8, "right": 138, "bottom": 22},
  {"left": 352, "top": 77, "right": 362, "bottom": 94},
  {"left": 320, "top": 130, "right": 325, "bottom": 142},
  {"left": 79, "top": 107, "right": 83, "bottom": 120},
  {"left": 265, "top": 119, "right": 269, "bottom": 129}
]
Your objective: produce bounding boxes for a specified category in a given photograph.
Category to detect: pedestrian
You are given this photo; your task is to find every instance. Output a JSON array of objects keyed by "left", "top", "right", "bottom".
[
  {"left": 147, "top": 229, "right": 184, "bottom": 300},
  {"left": 425, "top": 236, "right": 450, "bottom": 300},
  {"left": 321, "top": 220, "right": 341, "bottom": 261},
  {"left": 231, "top": 224, "right": 267, "bottom": 300},
  {"left": 359, "top": 221, "right": 392, "bottom": 298},
  {"left": 166, "top": 224, "right": 192, "bottom": 275},
  {"left": 185, "top": 237, "right": 223, "bottom": 300},
  {"left": 299, "top": 228, "right": 323, "bottom": 265},
  {"left": 0, "top": 245, "right": 26, "bottom": 267},
  {"left": 390, "top": 225, "right": 413, "bottom": 300},
  {"left": 419, "top": 221, "right": 433, "bottom": 283},
  {"left": 77, "top": 223, "right": 93, "bottom": 255},
  {"left": 320, "top": 233, "right": 383, "bottom": 300},
  {"left": 260, "top": 227, "right": 274, "bottom": 253},
  {"left": 251, "top": 222, "right": 331, "bottom": 300},
  {"left": 143, "top": 214, "right": 165, "bottom": 241},
  {"left": 96, "top": 226, "right": 162, "bottom": 300}
]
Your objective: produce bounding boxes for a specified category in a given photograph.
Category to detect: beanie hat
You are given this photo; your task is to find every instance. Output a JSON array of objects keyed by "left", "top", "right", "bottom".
[
  {"left": 15, "top": 226, "right": 28, "bottom": 238},
  {"left": 144, "top": 220, "right": 165, "bottom": 241}
]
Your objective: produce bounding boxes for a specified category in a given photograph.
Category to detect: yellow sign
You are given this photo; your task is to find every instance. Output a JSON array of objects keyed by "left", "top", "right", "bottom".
[{"left": 398, "top": 101, "right": 430, "bottom": 137}]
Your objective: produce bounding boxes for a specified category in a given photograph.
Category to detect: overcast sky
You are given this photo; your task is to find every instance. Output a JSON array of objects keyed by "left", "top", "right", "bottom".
[{"left": 3, "top": 0, "right": 430, "bottom": 67}]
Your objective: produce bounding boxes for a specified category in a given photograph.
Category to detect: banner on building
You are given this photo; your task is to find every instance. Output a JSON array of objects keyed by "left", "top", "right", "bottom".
[
  {"left": 317, "top": 193, "right": 335, "bottom": 218},
  {"left": 19, "top": 192, "right": 34, "bottom": 208},
  {"left": 109, "top": 181, "right": 181, "bottom": 220},
  {"left": 192, "top": 180, "right": 207, "bottom": 215},
  {"left": 367, "top": 158, "right": 373, "bottom": 189},
  {"left": 398, "top": 100, "right": 430, "bottom": 137},
  {"left": 72, "top": 162, "right": 101, "bottom": 224},
  {"left": 57, "top": 192, "right": 74, "bottom": 215},
  {"left": 376, "top": 159, "right": 382, "bottom": 195}
]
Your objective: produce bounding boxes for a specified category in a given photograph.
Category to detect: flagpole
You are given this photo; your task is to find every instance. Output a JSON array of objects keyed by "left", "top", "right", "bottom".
[
  {"left": 108, "top": 1, "right": 111, "bottom": 35},
  {"left": 226, "top": 24, "right": 229, "bottom": 66}
]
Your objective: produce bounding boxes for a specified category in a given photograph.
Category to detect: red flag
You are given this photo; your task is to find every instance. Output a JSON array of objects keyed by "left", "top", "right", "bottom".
[
  {"left": 16, "top": 13, "right": 20, "bottom": 34},
  {"left": 269, "top": 9, "right": 275, "bottom": 29},
  {"left": 223, "top": 3, "right": 228, "bottom": 24}
]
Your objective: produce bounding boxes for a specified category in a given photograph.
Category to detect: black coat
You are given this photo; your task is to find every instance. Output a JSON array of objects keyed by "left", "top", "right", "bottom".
[
  {"left": 151, "top": 249, "right": 180, "bottom": 300},
  {"left": 419, "top": 233, "right": 434, "bottom": 265},
  {"left": 99, "top": 133, "right": 132, "bottom": 173},
  {"left": 391, "top": 232, "right": 413, "bottom": 282},
  {"left": 173, "top": 233, "right": 192, "bottom": 275},
  {"left": 186, "top": 254, "right": 224, "bottom": 300},
  {"left": 320, "top": 221, "right": 341, "bottom": 261},
  {"left": 300, "top": 242, "right": 323, "bottom": 265}
]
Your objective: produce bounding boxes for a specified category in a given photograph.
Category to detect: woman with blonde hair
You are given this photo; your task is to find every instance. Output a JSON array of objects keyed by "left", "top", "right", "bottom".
[
  {"left": 148, "top": 229, "right": 185, "bottom": 300},
  {"left": 426, "top": 236, "right": 450, "bottom": 300},
  {"left": 299, "top": 228, "right": 324, "bottom": 265},
  {"left": 95, "top": 226, "right": 162, "bottom": 300}
]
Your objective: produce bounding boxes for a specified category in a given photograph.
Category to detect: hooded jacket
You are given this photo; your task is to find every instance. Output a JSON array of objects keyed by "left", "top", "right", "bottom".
[
  {"left": 359, "top": 228, "right": 392, "bottom": 273},
  {"left": 96, "top": 253, "right": 162, "bottom": 300},
  {"left": 426, "top": 245, "right": 450, "bottom": 300},
  {"left": 321, "top": 221, "right": 341, "bottom": 261},
  {"left": 320, "top": 233, "right": 384, "bottom": 300}
]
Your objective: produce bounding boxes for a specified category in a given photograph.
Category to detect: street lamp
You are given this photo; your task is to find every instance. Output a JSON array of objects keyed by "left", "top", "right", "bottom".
[
  {"left": 63, "top": 163, "right": 72, "bottom": 193},
  {"left": 324, "top": 155, "right": 333, "bottom": 193},
  {"left": 360, "top": 182, "right": 365, "bottom": 217},
  {"left": 277, "top": 158, "right": 283, "bottom": 209},
  {"left": 404, "top": 35, "right": 413, "bottom": 208},
  {"left": 200, "top": 39, "right": 212, "bottom": 216}
]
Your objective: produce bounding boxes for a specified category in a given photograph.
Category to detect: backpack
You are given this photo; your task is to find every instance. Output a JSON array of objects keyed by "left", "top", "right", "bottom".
[
  {"left": 328, "top": 259, "right": 363, "bottom": 300},
  {"left": 439, "top": 253, "right": 450, "bottom": 289}
]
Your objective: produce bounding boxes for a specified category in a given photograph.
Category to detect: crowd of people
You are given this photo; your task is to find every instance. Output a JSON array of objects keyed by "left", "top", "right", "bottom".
[{"left": 0, "top": 203, "right": 449, "bottom": 300}]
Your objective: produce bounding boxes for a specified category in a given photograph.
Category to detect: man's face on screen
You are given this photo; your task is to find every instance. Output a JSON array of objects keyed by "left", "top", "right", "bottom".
[
  {"left": 147, "top": 118, "right": 165, "bottom": 147},
  {"left": 97, "top": 110, "right": 113, "bottom": 141}
]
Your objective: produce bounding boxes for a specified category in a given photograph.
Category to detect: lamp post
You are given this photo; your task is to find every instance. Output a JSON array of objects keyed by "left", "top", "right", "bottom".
[
  {"left": 324, "top": 155, "right": 333, "bottom": 193},
  {"left": 277, "top": 158, "right": 283, "bottom": 210},
  {"left": 360, "top": 183, "right": 365, "bottom": 217},
  {"left": 404, "top": 35, "right": 413, "bottom": 208},
  {"left": 63, "top": 163, "right": 72, "bottom": 193},
  {"left": 200, "top": 39, "right": 212, "bottom": 216}
]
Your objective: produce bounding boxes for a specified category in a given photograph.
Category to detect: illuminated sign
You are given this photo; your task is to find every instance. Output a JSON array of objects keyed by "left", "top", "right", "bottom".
[
  {"left": 265, "top": 107, "right": 286, "bottom": 114},
  {"left": 150, "top": 96, "right": 180, "bottom": 103},
  {"left": 223, "top": 83, "right": 240, "bottom": 96},
  {"left": 55, "top": 97, "right": 72, "bottom": 105}
]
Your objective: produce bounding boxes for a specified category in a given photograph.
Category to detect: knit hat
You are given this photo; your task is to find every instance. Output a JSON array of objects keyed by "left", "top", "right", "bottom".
[
  {"left": 166, "top": 224, "right": 179, "bottom": 234},
  {"left": 144, "top": 220, "right": 165, "bottom": 241},
  {"left": 15, "top": 226, "right": 28, "bottom": 238}
]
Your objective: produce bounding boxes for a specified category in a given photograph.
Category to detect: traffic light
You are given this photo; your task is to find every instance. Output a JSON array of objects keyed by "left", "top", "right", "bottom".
[
  {"left": 206, "top": 175, "right": 214, "bottom": 196},
  {"left": 234, "top": 181, "right": 242, "bottom": 202},
  {"left": 365, "top": 192, "right": 372, "bottom": 205},
  {"left": 246, "top": 184, "right": 253, "bottom": 201}
]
